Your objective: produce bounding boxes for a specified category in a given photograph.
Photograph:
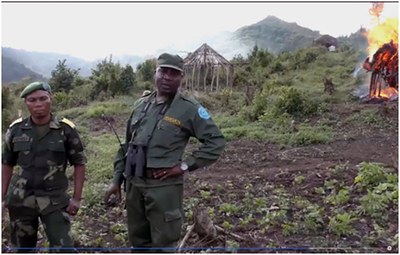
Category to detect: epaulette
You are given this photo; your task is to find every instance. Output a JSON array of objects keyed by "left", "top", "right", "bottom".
[
  {"left": 9, "top": 117, "right": 23, "bottom": 128},
  {"left": 180, "top": 94, "right": 198, "bottom": 105},
  {"left": 141, "top": 90, "right": 152, "bottom": 97},
  {"left": 61, "top": 118, "right": 76, "bottom": 128}
]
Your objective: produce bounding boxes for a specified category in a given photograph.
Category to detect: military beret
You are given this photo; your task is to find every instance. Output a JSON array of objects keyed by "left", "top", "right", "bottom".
[
  {"left": 157, "top": 53, "right": 184, "bottom": 72},
  {"left": 20, "top": 82, "right": 52, "bottom": 98}
]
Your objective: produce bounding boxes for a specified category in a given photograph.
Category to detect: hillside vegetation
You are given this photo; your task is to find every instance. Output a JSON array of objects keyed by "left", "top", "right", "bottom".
[
  {"left": 2, "top": 15, "right": 368, "bottom": 85},
  {"left": 235, "top": 15, "right": 320, "bottom": 54},
  {"left": 2, "top": 41, "right": 398, "bottom": 252},
  {"left": 1, "top": 55, "right": 44, "bottom": 83}
]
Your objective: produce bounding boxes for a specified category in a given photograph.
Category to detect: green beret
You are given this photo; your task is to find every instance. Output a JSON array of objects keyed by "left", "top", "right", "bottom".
[
  {"left": 157, "top": 53, "right": 184, "bottom": 72},
  {"left": 20, "top": 82, "right": 52, "bottom": 98}
]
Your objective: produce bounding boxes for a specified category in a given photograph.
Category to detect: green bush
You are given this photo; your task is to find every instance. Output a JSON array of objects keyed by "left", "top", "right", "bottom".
[
  {"left": 288, "top": 124, "right": 334, "bottom": 146},
  {"left": 84, "top": 102, "right": 128, "bottom": 118},
  {"left": 252, "top": 85, "right": 319, "bottom": 121}
]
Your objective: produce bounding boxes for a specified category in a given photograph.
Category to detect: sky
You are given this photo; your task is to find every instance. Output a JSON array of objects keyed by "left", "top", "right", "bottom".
[{"left": 1, "top": 1, "right": 399, "bottom": 61}]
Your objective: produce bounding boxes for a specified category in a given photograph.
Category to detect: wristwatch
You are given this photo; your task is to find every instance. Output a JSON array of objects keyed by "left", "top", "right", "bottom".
[{"left": 180, "top": 162, "right": 189, "bottom": 172}]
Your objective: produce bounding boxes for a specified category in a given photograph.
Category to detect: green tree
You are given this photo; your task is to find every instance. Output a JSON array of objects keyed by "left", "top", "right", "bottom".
[
  {"left": 49, "top": 59, "right": 80, "bottom": 93},
  {"left": 90, "top": 56, "right": 123, "bottom": 99},
  {"left": 119, "top": 65, "right": 136, "bottom": 94},
  {"left": 136, "top": 59, "right": 156, "bottom": 82}
]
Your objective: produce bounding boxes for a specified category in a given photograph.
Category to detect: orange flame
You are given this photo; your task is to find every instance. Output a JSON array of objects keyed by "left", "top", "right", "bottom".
[
  {"left": 365, "top": 2, "right": 398, "bottom": 99},
  {"left": 367, "top": 18, "right": 398, "bottom": 59}
]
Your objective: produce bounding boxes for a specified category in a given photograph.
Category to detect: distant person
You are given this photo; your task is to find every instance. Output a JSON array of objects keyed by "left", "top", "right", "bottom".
[
  {"left": 2, "top": 81, "right": 87, "bottom": 252},
  {"left": 104, "top": 53, "right": 226, "bottom": 252}
]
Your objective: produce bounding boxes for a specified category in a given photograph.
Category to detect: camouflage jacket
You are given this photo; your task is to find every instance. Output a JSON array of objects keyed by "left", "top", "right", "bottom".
[{"left": 2, "top": 114, "right": 86, "bottom": 214}]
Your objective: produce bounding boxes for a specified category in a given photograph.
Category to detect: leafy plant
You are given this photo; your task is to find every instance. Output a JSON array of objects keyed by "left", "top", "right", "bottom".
[
  {"left": 293, "top": 175, "right": 306, "bottom": 185},
  {"left": 222, "top": 220, "right": 234, "bottom": 230},
  {"left": 282, "top": 222, "right": 299, "bottom": 236},
  {"left": 355, "top": 162, "right": 389, "bottom": 190},
  {"left": 358, "top": 190, "right": 390, "bottom": 218},
  {"left": 219, "top": 203, "right": 240, "bottom": 216},
  {"left": 328, "top": 213, "right": 356, "bottom": 236},
  {"left": 239, "top": 214, "right": 254, "bottom": 226},
  {"left": 324, "top": 188, "right": 350, "bottom": 206},
  {"left": 200, "top": 190, "right": 211, "bottom": 200}
]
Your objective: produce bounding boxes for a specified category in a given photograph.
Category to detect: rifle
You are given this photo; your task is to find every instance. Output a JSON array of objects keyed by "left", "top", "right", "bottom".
[
  {"left": 102, "top": 114, "right": 126, "bottom": 191},
  {"left": 102, "top": 114, "right": 125, "bottom": 155}
]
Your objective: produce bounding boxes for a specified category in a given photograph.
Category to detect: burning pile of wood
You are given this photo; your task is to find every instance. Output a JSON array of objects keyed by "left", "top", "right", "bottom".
[
  {"left": 363, "top": 40, "right": 398, "bottom": 101},
  {"left": 361, "top": 2, "right": 398, "bottom": 103}
]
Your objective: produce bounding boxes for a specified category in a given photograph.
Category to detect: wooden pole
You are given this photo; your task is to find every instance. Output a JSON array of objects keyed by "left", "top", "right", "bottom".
[
  {"left": 210, "top": 66, "right": 215, "bottom": 92},
  {"left": 191, "top": 65, "right": 196, "bottom": 91},
  {"left": 216, "top": 67, "right": 220, "bottom": 91},
  {"left": 197, "top": 66, "right": 201, "bottom": 91},
  {"left": 203, "top": 65, "right": 209, "bottom": 92}
]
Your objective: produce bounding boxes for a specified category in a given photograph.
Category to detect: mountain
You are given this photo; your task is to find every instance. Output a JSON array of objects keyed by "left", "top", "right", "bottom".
[
  {"left": 2, "top": 47, "right": 95, "bottom": 78},
  {"left": 2, "top": 15, "right": 365, "bottom": 84},
  {"left": 1, "top": 47, "right": 146, "bottom": 84},
  {"left": 234, "top": 15, "right": 321, "bottom": 54},
  {"left": 2, "top": 55, "right": 45, "bottom": 84}
]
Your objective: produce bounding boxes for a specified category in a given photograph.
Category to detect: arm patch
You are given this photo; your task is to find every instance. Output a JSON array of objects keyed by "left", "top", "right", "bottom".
[{"left": 61, "top": 118, "right": 76, "bottom": 128}]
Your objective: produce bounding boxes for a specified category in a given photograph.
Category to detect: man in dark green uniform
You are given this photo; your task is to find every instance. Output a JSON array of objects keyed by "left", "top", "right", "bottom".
[
  {"left": 2, "top": 82, "right": 87, "bottom": 252},
  {"left": 104, "top": 53, "right": 226, "bottom": 252}
]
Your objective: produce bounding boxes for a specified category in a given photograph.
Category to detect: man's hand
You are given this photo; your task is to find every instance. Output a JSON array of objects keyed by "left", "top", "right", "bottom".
[
  {"left": 104, "top": 183, "right": 121, "bottom": 206},
  {"left": 153, "top": 164, "right": 184, "bottom": 180},
  {"left": 66, "top": 197, "right": 81, "bottom": 216}
]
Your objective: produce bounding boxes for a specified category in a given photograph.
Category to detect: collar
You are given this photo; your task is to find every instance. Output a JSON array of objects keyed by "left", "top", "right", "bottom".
[{"left": 21, "top": 114, "right": 61, "bottom": 130}]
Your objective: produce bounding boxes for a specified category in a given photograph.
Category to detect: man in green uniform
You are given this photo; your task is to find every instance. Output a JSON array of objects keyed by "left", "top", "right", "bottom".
[
  {"left": 2, "top": 82, "right": 87, "bottom": 252},
  {"left": 104, "top": 53, "right": 226, "bottom": 252}
]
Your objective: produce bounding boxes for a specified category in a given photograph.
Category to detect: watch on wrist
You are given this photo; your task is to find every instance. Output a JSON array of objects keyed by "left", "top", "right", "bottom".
[{"left": 180, "top": 162, "right": 189, "bottom": 172}]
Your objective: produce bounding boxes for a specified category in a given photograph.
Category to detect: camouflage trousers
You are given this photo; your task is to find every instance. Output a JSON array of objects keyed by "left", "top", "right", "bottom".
[
  {"left": 126, "top": 177, "right": 184, "bottom": 253},
  {"left": 8, "top": 205, "right": 74, "bottom": 253}
]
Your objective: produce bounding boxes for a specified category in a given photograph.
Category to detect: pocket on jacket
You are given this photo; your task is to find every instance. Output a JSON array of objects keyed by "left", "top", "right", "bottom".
[
  {"left": 48, "top": 141, "right": 67, "bottom": 164},
  {"left": 13, "top": 141, "right": 31, "bottom": 152}
]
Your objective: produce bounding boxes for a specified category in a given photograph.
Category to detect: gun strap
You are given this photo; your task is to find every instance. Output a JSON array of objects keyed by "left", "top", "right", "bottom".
[{"left": 125, "top": 93, "right": 174, "bottom": 178}]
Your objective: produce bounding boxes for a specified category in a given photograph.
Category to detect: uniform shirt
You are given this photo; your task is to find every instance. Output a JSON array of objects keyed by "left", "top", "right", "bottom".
[
  {"left": 113, "top": 92, "right": 225, "bottom": 184},
  {"left": 2, "top": 114, "right": 86, "bottom": 214}
]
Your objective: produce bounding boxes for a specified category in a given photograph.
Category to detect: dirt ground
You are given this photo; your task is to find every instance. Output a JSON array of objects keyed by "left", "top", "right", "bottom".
[{"left": 179, "top": 102, "right": 398, "bottom": 253}]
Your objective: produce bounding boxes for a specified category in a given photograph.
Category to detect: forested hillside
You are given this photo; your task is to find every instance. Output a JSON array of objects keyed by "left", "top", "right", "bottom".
[
  {"left": 1, "top": 55, "right": 44, "bottom": 83},
  {"left": 2, "top": 47, "right": 94, "bottom": 79},
  {"left": 235, "top": 15, "right": 321, "bottom": 54},
  {"left": 2, "top": 39, "right": 397, "bottom": 252}
]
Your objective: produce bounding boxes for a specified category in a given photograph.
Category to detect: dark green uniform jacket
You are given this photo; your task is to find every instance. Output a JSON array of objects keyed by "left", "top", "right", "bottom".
[
  {"left": 2, "top": 114, "right": 87, "bottom": 214},
  {"left": 113, "top": 91, "right": 225, "bottom": 185}
]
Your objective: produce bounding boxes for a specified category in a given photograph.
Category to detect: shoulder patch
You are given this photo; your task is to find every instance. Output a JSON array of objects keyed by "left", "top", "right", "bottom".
[
  {"left": 61, "top": 118, "right": 76, "bottom": 128},
  {"left": 9, "top": 117, "right": 23, "bottom": 128},
  {"left": 198, "top": 106, "right": 210, "bottom": 120}
]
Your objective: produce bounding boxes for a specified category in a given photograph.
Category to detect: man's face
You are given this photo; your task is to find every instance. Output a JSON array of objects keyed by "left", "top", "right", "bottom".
[
  {"left": 155, "top": 67, "right": 183, "bottom": 96},
  {"left": 24, "top": 90, "right": 52, "bottom": 119}
]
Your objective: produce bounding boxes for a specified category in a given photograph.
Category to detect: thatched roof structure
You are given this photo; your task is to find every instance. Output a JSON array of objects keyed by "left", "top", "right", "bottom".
[{"left": 182, "top": 43, "right": 233, "bottom": 92}]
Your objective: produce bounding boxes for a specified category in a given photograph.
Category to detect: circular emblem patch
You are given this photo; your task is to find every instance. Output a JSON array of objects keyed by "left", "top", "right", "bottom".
[{"left": 198, "top": 106, "right": 210, "bottom": 120}]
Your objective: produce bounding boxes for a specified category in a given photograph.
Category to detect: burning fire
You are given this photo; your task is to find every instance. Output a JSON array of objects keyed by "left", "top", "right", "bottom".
[{"left": 363, "top": 2, "right": 398, "bottom": 100}]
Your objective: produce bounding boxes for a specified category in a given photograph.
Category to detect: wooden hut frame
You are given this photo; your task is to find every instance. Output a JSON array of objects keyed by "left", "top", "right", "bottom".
[{"left": 182, "top": 43, "right": 234, "bottom": 92}]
